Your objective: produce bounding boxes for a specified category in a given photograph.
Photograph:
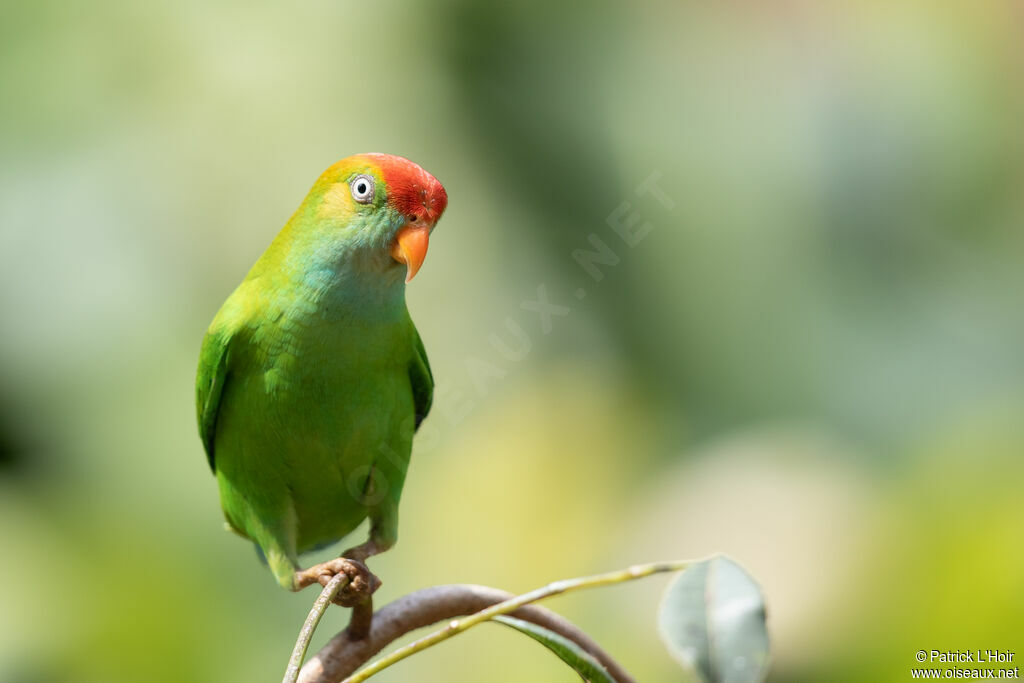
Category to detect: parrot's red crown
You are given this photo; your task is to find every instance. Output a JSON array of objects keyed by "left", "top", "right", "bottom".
[{"left": 365, "top": 153, "right": 448, "bottom": 225}]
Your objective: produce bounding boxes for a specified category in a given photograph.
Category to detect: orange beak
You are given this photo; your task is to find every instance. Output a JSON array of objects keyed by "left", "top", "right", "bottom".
[{"left": 390, "top": 222, "right": 431, "bottom": 283}]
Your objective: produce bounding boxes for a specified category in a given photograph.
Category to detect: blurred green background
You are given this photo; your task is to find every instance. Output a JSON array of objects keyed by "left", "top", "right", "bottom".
[{"left": 2, "top": 0, "right": 1022, "bottom": 681}]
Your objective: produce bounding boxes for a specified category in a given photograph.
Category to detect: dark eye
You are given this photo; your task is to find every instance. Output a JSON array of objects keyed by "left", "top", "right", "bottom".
[{"left": 350, "top": 174, "right": 375, "bottom": 204}]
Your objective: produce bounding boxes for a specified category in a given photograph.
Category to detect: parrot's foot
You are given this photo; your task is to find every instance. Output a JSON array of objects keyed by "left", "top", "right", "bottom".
[{"left": 292, "top": 558, "right": 381, "bottom": 607}]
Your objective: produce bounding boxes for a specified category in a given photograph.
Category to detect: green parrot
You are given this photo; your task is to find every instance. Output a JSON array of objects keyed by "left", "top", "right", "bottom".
[{"left": 196, "top": 153, "right": 446, "bottom": 597}]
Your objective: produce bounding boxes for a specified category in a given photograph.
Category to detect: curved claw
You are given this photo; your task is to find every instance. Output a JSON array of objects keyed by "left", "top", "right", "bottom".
[{"left": 294, "top": 557, "right": 382, "bottom": 607}]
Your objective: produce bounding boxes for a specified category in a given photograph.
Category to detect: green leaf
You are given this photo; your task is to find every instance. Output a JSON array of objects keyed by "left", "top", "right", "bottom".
[
  {"left": 493, "top": 615, "right": 617, "bottom": 683},
  {"left": 658, "top": 555, "right": 770, "bottom": 683}
]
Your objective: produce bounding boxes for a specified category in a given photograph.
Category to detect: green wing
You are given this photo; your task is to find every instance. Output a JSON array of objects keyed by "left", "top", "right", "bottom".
[
  {"left": 409, "top": 324, "right": 434, "bottom": 430},
  {"left": 196, "top": 318, "right": 236, "bottom": 471}
]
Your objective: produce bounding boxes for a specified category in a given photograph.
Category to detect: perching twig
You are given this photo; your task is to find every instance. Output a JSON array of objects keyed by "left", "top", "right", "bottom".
[
  {"left": 346, "top": 597, "right": 373, "bottom": 641},
  {"left": 297, "top": 584, "right": 635, "bottom": 683},
  {"left": 297, "top": 560, "right": 696, "bottom": 683},
  {"left": 282, "top": 573, "right": 349, "bottom": 683},
  {"left": 342, "top": 561, "right": 688, "bottom": 682}
]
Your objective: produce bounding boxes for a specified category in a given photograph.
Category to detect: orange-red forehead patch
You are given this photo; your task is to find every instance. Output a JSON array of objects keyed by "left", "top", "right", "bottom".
[{"left": 361, "top": 153, "right": 448, "bottom": 225}]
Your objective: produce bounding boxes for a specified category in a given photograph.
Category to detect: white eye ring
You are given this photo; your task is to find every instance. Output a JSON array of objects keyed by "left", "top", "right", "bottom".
[{"left": 349, "top": 174, "right": 375, "bottom": 204}]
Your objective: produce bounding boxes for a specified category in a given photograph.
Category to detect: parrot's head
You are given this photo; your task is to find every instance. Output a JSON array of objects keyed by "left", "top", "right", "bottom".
[{"left": 301, "top": 153, "right": 448, "bottom": 284}]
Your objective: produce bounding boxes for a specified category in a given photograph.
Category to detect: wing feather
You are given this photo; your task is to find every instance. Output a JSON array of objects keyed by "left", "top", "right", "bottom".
[
  {"left": 196, "top": 307, "right": 244, "bottom": 471},
  {"left": 409, "top": 324, "right": 434, "bottom": 430}
]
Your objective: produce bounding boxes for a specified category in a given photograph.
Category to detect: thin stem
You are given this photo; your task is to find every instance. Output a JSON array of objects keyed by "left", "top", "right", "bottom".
[
  {"left": 343, "top": 560, "right": 692, "bottom": 683},
  {"left": 347, "top": 597, "right": 374, "bottom": 641},
  {"left": 298, "top": 584, "right": 634, "bottom": 683},
  {"left": 283, "top": 573, "right": 350, "bottom": 683}
]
